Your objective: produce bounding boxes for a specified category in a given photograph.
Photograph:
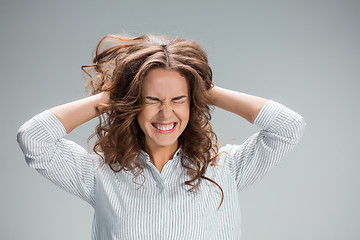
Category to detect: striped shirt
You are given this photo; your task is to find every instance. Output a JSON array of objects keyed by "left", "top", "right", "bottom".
[{"left": 16, "top": 99, "right": 306, "bottom": 240}]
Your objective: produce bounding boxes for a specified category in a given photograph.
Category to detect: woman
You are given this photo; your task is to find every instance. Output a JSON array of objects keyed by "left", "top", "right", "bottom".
[{"left": 17, "top": 33, "right": 306, "bottom": 239}]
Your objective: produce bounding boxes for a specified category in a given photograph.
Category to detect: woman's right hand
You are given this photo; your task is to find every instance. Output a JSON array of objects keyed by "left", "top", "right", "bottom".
[{"left": 49, "top": 92, "right": 111, "bottom": 134}]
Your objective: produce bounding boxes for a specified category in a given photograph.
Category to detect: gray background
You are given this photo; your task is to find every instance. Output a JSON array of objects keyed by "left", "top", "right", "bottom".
[{"left": 1, "top": 0, "right": 359, "bottom": 239}]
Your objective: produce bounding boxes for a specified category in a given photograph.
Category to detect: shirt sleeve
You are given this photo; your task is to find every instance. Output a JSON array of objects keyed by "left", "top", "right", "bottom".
[
  {"left": 220, "top": 99, "right": 306, "bottom": 192},
  {"left": 16, "top": 110, "right": 101, "bottom": 208}
]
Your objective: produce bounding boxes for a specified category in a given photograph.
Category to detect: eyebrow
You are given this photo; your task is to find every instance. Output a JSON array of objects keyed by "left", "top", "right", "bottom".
[{"left": 145, "top": 95, "right": 187, "bottom": 101}]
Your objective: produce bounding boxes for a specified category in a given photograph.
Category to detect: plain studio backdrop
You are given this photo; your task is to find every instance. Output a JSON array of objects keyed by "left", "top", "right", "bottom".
[{"left": 1, "top": 0, "right": 359, "bottom": 239}]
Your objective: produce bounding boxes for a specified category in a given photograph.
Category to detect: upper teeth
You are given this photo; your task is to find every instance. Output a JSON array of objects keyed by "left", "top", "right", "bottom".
[{"left": 153, "top": 123, "right": 175, "bottom": 131}]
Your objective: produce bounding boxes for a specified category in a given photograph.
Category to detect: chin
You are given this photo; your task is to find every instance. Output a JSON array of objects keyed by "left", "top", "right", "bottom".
[
  {"left": 149, "top": 137, "right": 179, "bottom": 148},
  {"left": 155, "top": 141, "right": 178, "bottom": 148}
]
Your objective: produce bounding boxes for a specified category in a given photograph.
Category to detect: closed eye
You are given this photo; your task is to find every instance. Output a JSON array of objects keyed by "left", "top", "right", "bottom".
[
  {"left": 145, "top": 97, "right": 160, "bottom": 104},
  {"left": 173, "top": 100, "right": 186, "bottom": 104},
  {"left": 173, "top": 96, "right": 187, "bottom": 104},
  {"left": 145, "top": 95, "right": 188, "bottom": 104}
]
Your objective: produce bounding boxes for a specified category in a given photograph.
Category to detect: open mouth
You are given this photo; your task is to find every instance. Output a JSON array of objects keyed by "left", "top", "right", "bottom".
[{"left": 152, "top": 122, "right": 177, "bottom": 131}]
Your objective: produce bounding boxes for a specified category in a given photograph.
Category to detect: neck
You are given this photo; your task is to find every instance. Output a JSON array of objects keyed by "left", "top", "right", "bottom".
[{"left": 144, "top": 141, "right": 179, "bottom": 165}]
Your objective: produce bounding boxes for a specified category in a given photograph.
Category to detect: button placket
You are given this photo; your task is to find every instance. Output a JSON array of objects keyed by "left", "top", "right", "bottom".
[{"left": 139, "top": 147, "right": 182, "bottom": 191}]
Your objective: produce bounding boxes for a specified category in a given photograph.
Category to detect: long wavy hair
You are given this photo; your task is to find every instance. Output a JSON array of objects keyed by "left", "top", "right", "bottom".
[{"left": 82, "top": 33, "right": 224, "bottom": 209}]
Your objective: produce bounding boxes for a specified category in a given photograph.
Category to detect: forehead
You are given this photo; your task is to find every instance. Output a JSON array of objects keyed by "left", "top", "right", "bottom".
[{"left": 142, "top": 68, "right": 189, "bottom": 96}]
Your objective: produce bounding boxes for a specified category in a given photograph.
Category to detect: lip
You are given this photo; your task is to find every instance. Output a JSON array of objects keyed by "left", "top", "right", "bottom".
[{"left": 152, "top": 122, "right": 177, "bottom": 134}]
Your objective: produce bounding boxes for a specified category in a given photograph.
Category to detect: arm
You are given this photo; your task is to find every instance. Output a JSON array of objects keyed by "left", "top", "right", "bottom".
[
  {"left": 209, "top": 85, "right": 306, "bottom": 191},
  {"left": 209, "top": 85, "right": 268, "bottom": 124},
  {"left": 17, "top": 92, "right": 110, "bottom": 207},
  {"left": 49, "top": 91, "right": 110, "bottom": 134}
]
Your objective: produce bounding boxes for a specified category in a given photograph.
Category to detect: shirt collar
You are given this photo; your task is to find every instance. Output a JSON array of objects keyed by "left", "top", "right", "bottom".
[{"left": 138, "top": 146, "right": 183, "bottom": 165}]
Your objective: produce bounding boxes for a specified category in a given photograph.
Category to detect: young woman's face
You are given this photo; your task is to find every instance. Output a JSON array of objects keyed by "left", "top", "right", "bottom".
[{"left": 137, "top": 68, "right": 190, "bottom": 152}]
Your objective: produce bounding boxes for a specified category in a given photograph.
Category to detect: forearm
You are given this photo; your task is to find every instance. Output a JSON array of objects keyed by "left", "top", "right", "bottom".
[
  {"left": 49, "top": 92, "right": 109, "bottom": 134},
  {"left": 209, "top": 85, "right": 268, "bottom": 124}
]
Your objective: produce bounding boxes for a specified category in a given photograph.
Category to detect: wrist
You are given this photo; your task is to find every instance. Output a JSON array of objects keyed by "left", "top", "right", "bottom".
[
  {"left": 95, "top": 92, "right": 110, "bottom": 114},
  {"left": 99, "top": 91, "right": 110, "bottom": 103},
  {"left": 208, "top": 85, "right": 218, "bottom": 106}
]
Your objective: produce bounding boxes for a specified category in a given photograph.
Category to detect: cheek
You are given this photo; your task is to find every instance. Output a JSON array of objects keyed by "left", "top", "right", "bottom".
[
  {"left": 178, "top": 106, "right": 190, "bottom": 122},
  {"left": 136, "top": 111, "right": 148, "bottom": 129},
  {"left": 137, "top": 107, "right": 156, "bottom": 128}
]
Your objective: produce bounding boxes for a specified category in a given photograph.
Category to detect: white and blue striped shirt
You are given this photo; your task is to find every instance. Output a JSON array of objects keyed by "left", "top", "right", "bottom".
[{"left": 17, "top": 99, "right": 306, "bottom": 239}]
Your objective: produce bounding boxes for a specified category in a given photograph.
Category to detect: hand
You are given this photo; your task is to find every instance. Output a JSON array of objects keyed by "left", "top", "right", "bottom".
[
  {"left": 208, "top": 84, "right": 217, "bottom": 106},
  {"left": 95, "top": 91, "right": 111, "bottom": 114}
]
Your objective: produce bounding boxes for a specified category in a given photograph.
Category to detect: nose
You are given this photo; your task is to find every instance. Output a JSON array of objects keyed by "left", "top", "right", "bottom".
[{"left": 159, "top": 102, "right": 173, "bottom": 119}]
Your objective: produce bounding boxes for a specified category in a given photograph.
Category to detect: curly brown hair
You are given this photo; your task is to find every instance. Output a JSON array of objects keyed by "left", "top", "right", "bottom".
[{"left": 82, "top": 33, "right": 224, "bottom": 209}]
